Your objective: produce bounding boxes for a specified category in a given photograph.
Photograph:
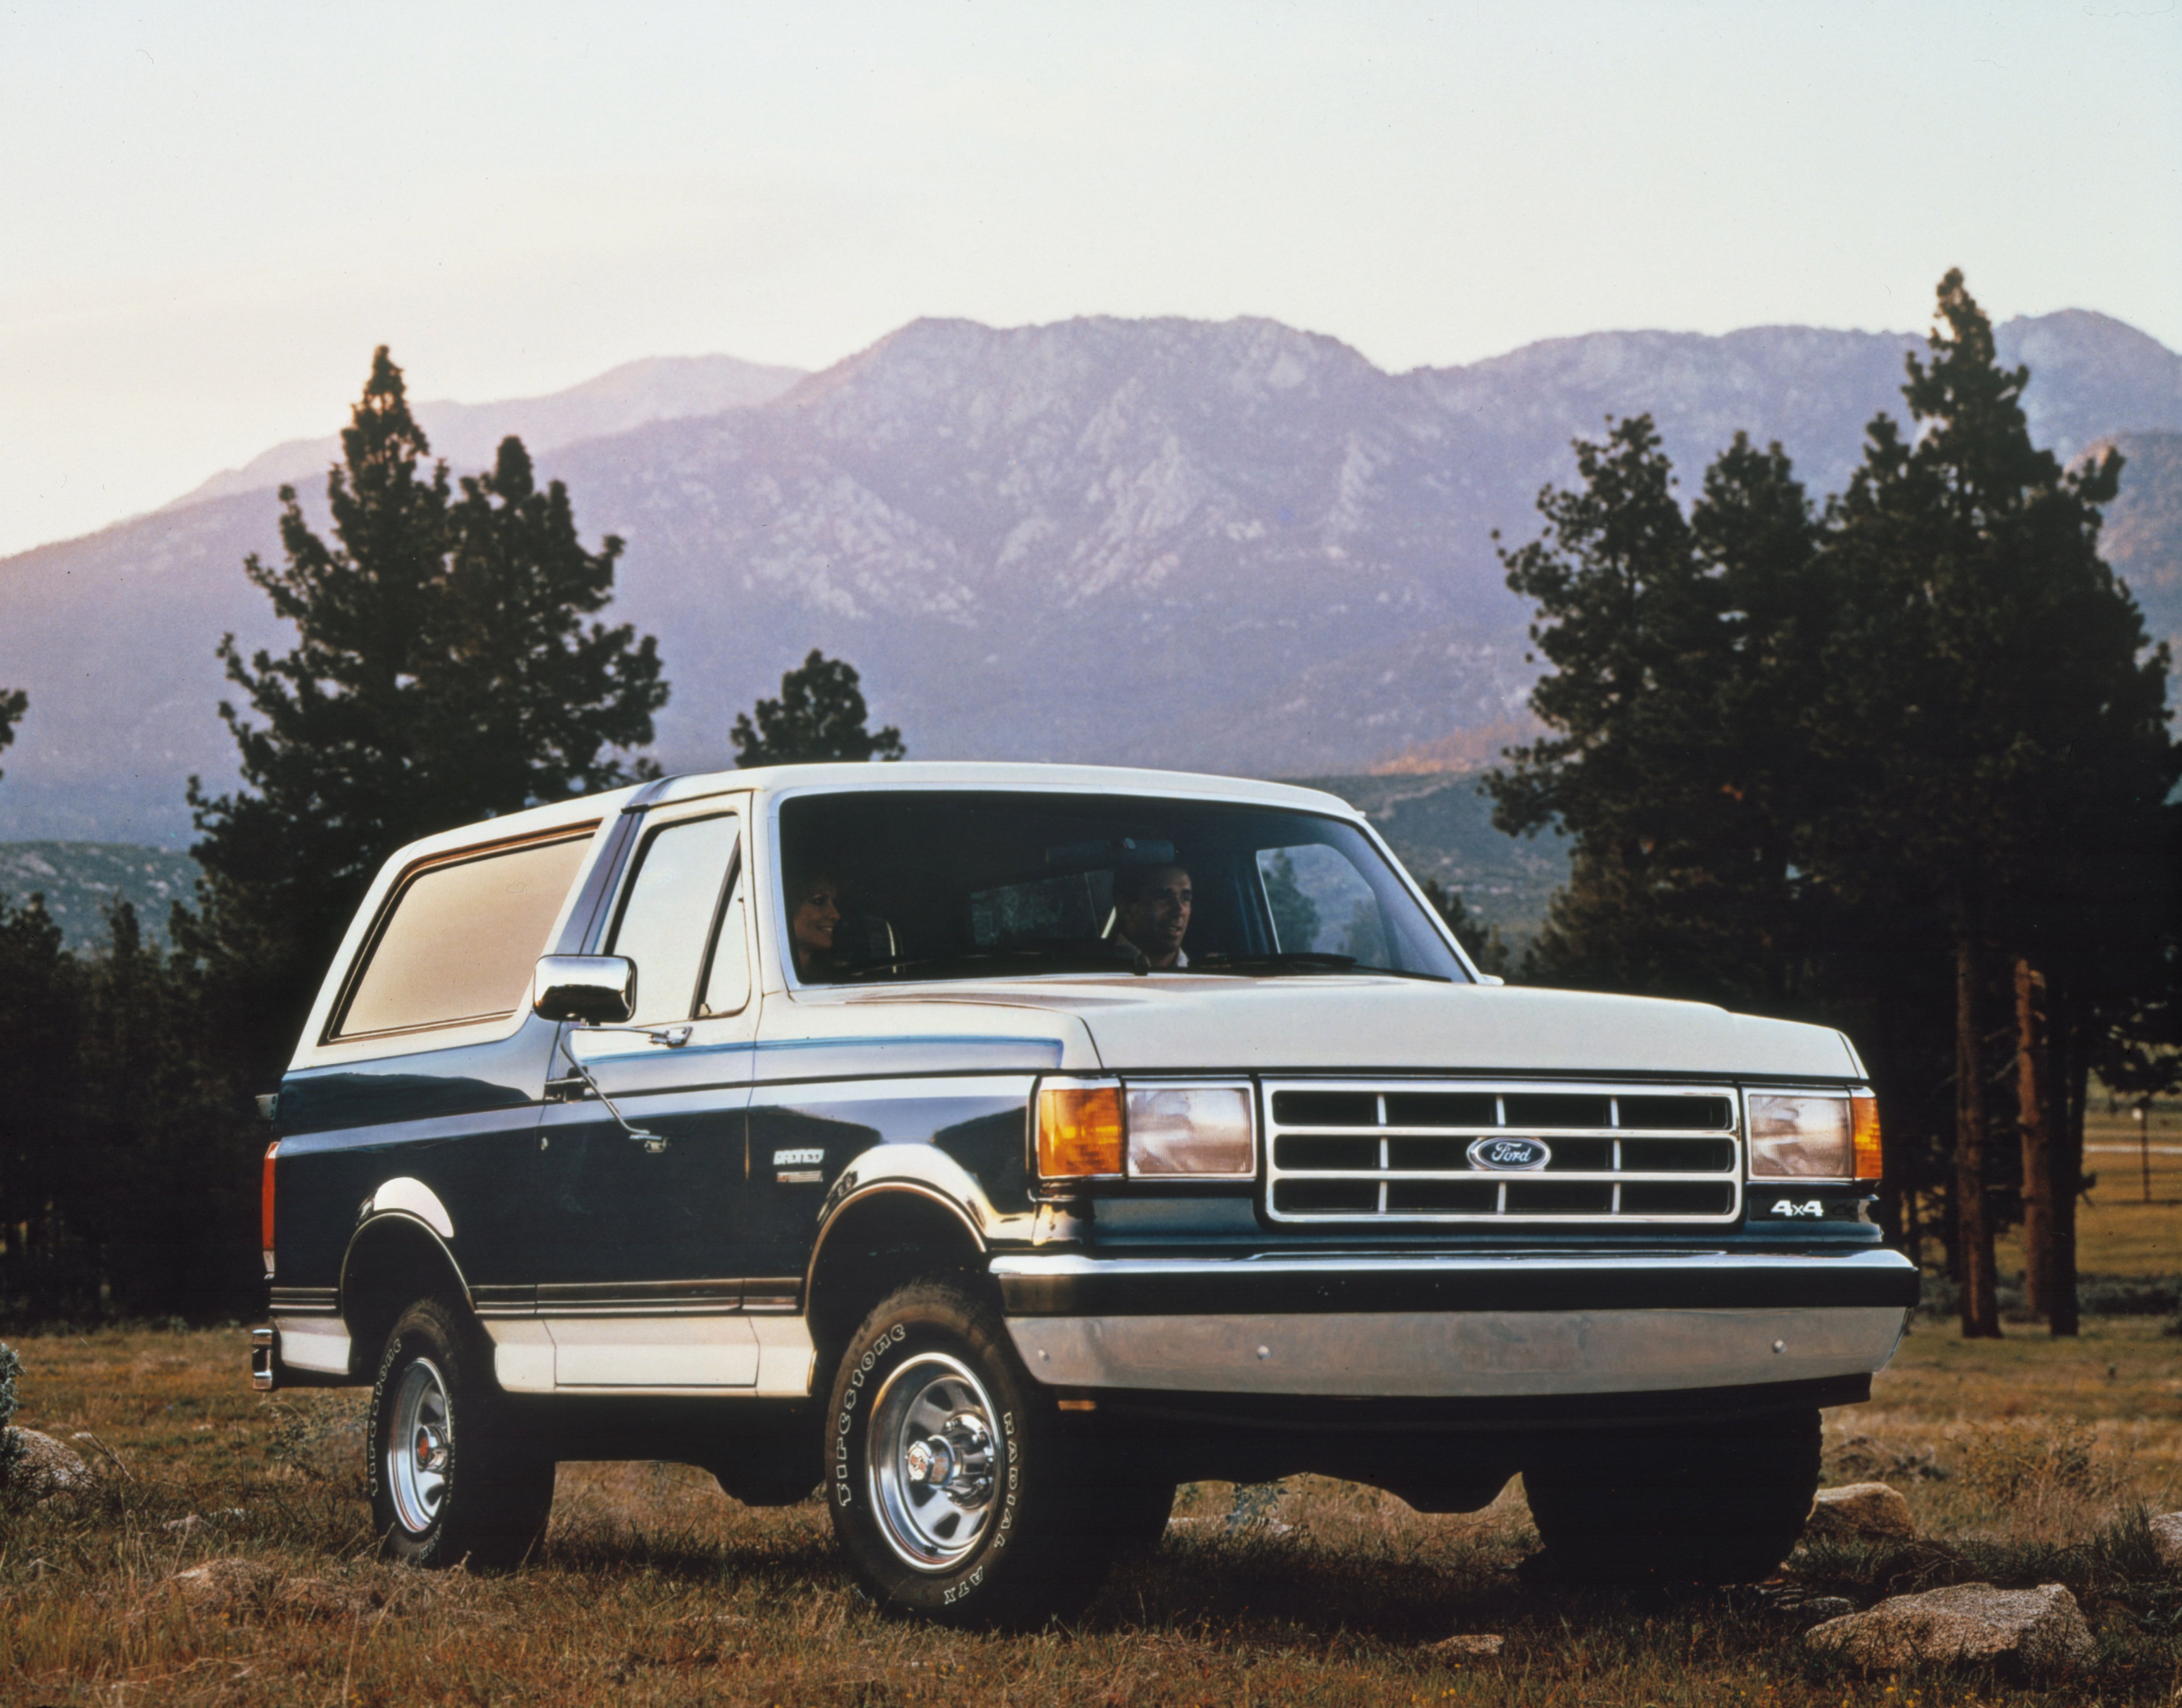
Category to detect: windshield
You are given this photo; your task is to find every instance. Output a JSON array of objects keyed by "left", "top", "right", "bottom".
[{"left": 775, "top": 790, "right": 1469, "bottom": 986}]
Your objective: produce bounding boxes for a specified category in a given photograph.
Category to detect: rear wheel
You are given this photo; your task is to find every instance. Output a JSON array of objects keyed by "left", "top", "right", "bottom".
[
  {"left": 826, "top": 1277, "right": 1117, "bottom": 1624},
  {"left": 1521, "top": 1409, "right": 1821, "bottom": 1586},
  {"left": 367, "top": 1297, "right": 555, "bottom": 1569}
]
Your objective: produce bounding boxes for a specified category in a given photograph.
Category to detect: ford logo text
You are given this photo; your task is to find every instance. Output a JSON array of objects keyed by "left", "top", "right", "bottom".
[{"left": 1467, "top": 1136, "right": 1552, "bottom": 1172}]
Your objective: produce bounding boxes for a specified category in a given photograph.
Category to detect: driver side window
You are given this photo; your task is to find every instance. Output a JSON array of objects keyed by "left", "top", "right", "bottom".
[{"left": 607, "top": 813, "right": 743, "bottom": 1025}]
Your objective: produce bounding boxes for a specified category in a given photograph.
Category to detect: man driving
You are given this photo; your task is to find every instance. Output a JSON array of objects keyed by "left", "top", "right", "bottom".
[{"left": 1112, "top": 860, "right": 1192, "bottom": 969}]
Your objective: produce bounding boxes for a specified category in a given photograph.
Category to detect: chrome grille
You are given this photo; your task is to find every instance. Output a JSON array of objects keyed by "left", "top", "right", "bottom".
[{"left": 1262, "top": 1079, "right": 1743, "bottom": 1224}]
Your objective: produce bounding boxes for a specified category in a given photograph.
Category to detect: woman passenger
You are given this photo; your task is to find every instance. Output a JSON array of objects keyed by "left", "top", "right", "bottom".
[{"left": 787, "top": 870, "right": 845, "bottom": 982}]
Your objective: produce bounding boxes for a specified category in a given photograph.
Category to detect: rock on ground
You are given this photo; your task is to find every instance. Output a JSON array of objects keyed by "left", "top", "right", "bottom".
[
  {"left": 168, "top": 1557, "right": 377, "bottom": 1623},
  {"left": 2151, "top": 1511, "right": 2182, "bottom": 1571},
  {"left": 3, "top": 1428, "right": 90, "bottom": 1502},
  {"left": 168, "top": 1557, "right": 281, "bottom": 1617},
  {"left": 1803, "top": 1481, "right": 1916, "bottom": 1542},
  {"left": 1805, "top": 1582, "right": 2094, "bottom": 1676}
]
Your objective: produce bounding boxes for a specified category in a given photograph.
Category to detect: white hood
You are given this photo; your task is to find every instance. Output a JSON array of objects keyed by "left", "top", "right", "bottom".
[{"left": 834, "top": 975, "right": 1862, "bottom": 1081}]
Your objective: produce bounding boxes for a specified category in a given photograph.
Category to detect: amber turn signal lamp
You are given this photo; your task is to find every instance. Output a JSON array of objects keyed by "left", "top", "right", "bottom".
[
  {"left": 1851, "top": 1091, "right": 1883, "bottom": 1183},
  {"left": 261, "top": 1140, "right": 280, "bottom": 1276},
  {"left": 1036, "top": 1083, "right": 1125, "bottom": 1180}
]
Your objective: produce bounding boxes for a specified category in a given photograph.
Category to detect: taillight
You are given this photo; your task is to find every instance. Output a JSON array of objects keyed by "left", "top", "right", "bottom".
[{"left": 261, "top": 1141, "right": 280, "bottom": 1277}]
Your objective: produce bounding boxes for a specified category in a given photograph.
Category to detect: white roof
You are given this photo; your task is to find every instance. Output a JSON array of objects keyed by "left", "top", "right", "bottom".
[
  {"left": 377, "top": 782, "right": 644, "bottom": 868},
  {"left": 643, "top": 759, "right": 1359, "bottom": 816}
]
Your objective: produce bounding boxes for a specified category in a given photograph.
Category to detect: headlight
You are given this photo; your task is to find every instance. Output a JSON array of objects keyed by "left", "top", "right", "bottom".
[
  {"left": 1748, "top": 1091, "right": 1882, "bottom": 1182},
  {"left": 1033, "top": 1078, "right": 1258, "bottom": 1182},
  {"left": 1125, "top": 1085, "right": 1256, "bottom": 1179}
]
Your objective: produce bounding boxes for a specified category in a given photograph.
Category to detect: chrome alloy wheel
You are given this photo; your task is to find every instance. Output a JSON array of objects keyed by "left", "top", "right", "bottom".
[
  {"left": 867, "top": 1351, "right": 1000, "bottom": 1571},
  {"left": 386, "top": 1356, "right": 453, "bottom": 1536}
]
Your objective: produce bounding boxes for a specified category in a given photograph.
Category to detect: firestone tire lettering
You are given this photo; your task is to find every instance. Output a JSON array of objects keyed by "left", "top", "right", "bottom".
[
  {"left": 364, "top": 1296, "right": 554, "bottom": 1571},
  {"left": 823, "top": 1278, "right": 1111, "bottom": 1626}
]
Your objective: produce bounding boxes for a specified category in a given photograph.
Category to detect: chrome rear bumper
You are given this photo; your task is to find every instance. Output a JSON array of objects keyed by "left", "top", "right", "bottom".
[{"left": 995, "top": 1248, "right": 1914, "bottom": 1400}]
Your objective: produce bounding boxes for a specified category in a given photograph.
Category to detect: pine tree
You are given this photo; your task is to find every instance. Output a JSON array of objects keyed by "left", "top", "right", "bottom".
[
  {"left": 0, "top": 892, "right": 85, "bottom": 1313},
  {"left": 184, "top": 347, "right": 666, "bottom": 1076},
  {"left": 1806, "top": 270, "right": 2175, "bottom": 1337},
  {"left": 1482, "top": 274, "right": 2175, "bottom": 1322},
  {"left": 75, "top": 903, "right": 260, "bottom": 1316},
  {"left": 1486, "top": 418, "right": 1841, "bottom": 1011},
  {"left": 419, "top": 435, "right": 665, "bottom": 826},
  {"left": 731, "top": 650, "right": 904, "bottom": 766},
  {"left": 0, "top": 687, "right": 24, "bottom": 779},
  {"left": 1418, "top": 878, "right": 1512, "bottom": 977}
]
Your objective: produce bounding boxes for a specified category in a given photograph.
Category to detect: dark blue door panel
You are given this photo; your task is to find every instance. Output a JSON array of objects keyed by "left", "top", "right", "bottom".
[
  {"left": 275, "top": 1015, "right": 559, "bottom": 1293},
  {"left": 534, "top": 1037, "right": 753, "bottom": 1287}
]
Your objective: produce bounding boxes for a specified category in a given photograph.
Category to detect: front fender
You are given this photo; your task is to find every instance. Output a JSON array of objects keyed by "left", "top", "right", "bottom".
[{"left": 815, "top": 1142, "right": 999, "bottom": 1255}]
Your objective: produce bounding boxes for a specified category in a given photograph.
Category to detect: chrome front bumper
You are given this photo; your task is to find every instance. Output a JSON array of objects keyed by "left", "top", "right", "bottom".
[{"left": 994, "top": 1248, "right": 1916, "bottom": 1400}]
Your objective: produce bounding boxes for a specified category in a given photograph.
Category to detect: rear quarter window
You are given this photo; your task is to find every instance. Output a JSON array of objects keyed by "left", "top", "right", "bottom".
[{"left": 332, "top": 832, "right": 593, "bottom": 1040}]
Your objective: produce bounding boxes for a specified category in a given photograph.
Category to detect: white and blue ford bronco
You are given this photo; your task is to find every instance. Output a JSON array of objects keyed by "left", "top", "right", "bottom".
[{"left": 253, "top": 761, "right": 1916, "bottom": 1617}]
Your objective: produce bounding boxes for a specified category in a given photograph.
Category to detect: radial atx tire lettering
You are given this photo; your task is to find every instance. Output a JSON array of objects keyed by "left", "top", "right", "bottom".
[
  {"left": 825, "top": 1276, "right": 1117, "bottom": 1625},
  {"left": 1521, "top": 1408, "right": 1823, "bottom": 1586},
  {"left": 366, "top": 1296, "right": 555, "bottom": 1570}
]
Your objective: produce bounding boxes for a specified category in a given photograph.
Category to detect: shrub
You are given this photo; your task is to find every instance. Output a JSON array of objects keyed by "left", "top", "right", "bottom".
[
  {"left": 1955, "top": 1419, "right": 2103, "bottom": 1502},
  {"left": 0, "top": 1341, "right": 21, "bottom": 1484}
]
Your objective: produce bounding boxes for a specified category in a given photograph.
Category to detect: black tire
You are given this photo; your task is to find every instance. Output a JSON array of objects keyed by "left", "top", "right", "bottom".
[
  {"left": 367, "top": 1297, "right": 555, "bottom": 1569},
  {"left": 1521, "top": 1409, "right": 1821, "bottom": 1586},
  {"left": 826, "top": 1276, "right": 1115, "bottom": 1624}
]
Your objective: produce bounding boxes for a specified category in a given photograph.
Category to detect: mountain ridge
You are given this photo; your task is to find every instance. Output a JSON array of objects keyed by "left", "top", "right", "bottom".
[
  {"left": 166, "top": 352, "right": 809, "bottom": 512},
  {"left": 3, "top": 308, "right": 2176, "bottom": 846}
]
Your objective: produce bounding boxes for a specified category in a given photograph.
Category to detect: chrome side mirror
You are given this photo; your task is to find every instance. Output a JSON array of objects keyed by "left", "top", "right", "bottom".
[{"left": 532, "top": 954, "right": 637, "bottom": 1025}]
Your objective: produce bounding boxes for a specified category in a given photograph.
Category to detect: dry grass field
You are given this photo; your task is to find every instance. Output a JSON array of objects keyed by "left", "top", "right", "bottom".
[
  {"left": 4, "top": 1130, "right": 2179, "bottom": 1706},
  {"left": 3, "top": 1303, "right": 2179, "bottom": 1707},
  {"left": 2060, "top": 1103, "right": 2182, "bottom": 1276}
]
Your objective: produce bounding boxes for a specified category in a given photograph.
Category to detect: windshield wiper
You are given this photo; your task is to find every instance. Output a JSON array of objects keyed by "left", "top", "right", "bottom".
[
  {"left": 834, "top": 943, "right": 1138, "bottom": 982},
  {"left": 833, "top": 945, "right": 1454, "bottom": 985},
  {"left": 1197, "top": 952, "right": 1452, "bottom": 984}
]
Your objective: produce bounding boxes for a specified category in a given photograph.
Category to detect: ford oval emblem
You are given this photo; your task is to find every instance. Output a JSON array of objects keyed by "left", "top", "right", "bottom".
[{"left": 1467, "top": 1136, "right": 1552, "bottom": 1172}]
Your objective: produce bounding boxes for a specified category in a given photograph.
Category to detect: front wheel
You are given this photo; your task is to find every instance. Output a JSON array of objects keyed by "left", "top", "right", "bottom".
[
  {"left": 826, "top": 1277, "right": 1114, "bottom": 1624},
  {"left": 1522, "top": 1409, "right": 1821, "bottom": 1586},
  {"left": 367, "top": 1297, "right": 555, "bottom": 1569}
]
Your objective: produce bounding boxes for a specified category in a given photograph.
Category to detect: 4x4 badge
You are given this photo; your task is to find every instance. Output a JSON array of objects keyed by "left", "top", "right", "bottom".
[{"left": 1467, "top": 1137, "right": 1551, "bottom": 1171}]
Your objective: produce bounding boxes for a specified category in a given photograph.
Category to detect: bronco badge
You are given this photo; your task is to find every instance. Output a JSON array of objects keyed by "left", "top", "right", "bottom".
[{"left": 1466, "top": 1136, "right": 1552, "bottom": 1171}]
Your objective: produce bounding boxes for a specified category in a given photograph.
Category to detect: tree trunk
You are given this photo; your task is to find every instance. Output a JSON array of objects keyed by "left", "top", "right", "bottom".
[
  {"left": 2048, "top": 1014, "right": 2085, "bottom": 1337},
  {"left": 2014, "top": 957, "right": 2054, "bottom": 1320},
  {"left": 1953, "top": 918, "right": 2002, "bottom": 1337}
]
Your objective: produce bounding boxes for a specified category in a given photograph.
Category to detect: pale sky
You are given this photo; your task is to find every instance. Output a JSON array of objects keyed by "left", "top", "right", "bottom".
[{"left": 3, "top": 1, "right": 2176, "bottom": 557}]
